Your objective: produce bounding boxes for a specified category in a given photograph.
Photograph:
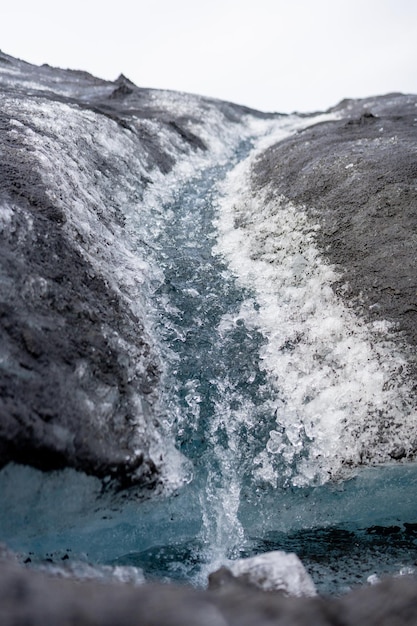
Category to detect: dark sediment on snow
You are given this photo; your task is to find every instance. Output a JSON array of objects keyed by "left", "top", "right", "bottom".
[{"left": 253, "top": 93, "right": 417, "bottom": 378}]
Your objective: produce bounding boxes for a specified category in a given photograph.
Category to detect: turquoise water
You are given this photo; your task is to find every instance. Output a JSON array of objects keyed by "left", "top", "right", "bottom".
[{"left": 1, "top": 462, "right": 417, "bottom": 594}]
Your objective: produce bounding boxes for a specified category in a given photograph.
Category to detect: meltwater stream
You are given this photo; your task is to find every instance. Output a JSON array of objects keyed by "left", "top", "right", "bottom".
[
  {"left": 146, "top": 138, "right": 280, "bottom": 577},
  {"left": 1, "top": 117, "right": 417, "bottom": 595}
]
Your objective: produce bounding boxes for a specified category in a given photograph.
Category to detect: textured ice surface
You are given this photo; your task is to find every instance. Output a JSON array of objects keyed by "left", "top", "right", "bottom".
[
  {"left": 0, "top": 77, "right": 263, "bottom": 488},
  {"left": 215, "top": 137, "right": 417, "bottom": 487}
]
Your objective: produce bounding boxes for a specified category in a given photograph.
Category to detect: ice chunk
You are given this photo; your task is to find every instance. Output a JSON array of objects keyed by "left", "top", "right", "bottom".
[{"left": 209, "top": 551, "right": 316, "bottom": 597}]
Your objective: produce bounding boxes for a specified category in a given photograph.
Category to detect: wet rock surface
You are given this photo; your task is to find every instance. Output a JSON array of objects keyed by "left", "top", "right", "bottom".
[{"left": 253, "top": 94, "right": 417, "bottom": 371}]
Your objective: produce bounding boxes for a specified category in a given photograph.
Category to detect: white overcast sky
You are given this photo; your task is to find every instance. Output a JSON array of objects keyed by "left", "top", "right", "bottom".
[{"left": 1, "top": 0, "right": 416, "bottom": 113}]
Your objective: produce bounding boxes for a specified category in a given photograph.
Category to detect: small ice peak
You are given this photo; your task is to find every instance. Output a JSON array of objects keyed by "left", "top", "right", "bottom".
[
  {"left": 367, "top": 573, "right": 380, "bottom": 585},
  {"left": 396, "top": 566, "right": 415, "bottom": 578},
  {"left": 183, "top": 287, "right": 200, "bottom": 298},
  {"left": 372, "top": 319, "right": 393, "bottom": 334},
  {"left": 208, "top": 551, "right": 316, "bottom": 597},
  {"left": 367, "top": 566, "right": 415, "bottom": 587}
]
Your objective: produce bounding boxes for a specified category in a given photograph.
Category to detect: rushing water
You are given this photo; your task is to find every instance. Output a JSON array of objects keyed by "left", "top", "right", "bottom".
[
  {"left": 147, "top": 139, "right": 283, "bottom": 579},
  {"left": 1, "top": 113, "right": 417, "bottom": 595}
]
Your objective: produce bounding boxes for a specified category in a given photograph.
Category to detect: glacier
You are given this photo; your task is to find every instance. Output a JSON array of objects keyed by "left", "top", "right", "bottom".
[{"left": 1, "top": 50, "right": 417, "bottom": 615}]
